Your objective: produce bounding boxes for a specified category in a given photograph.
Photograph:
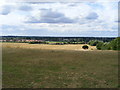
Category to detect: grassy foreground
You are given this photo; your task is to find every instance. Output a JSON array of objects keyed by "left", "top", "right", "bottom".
[{"left": 2, "top": 43, "right": 118, "bottom": 88}]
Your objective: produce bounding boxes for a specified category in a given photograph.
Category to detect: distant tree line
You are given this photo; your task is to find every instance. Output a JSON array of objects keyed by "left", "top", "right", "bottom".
[
  {"left": 2, "top": 36, "right": 119, "bottom": 50},
  {"left": 1, "top": 36, "right": 115, "bottom": 43}
]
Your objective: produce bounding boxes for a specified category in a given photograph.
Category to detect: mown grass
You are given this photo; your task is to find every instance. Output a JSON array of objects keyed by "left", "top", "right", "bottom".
[{"left": 2, "top": 44, "right": 118, "bottom": 88}]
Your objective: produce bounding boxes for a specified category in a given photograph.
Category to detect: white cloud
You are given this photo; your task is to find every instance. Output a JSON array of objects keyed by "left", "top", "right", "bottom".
[
  {"left": 0, "top": 13, "right": 26, "bottom": 25},
  {"left": 0, "top": 1, "right": 118, "bottom": 37}
]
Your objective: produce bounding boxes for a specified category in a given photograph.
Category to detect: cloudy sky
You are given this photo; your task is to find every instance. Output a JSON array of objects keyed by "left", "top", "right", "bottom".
[{"left": 0, "top": 0, "right": 118, "bottom": 37}]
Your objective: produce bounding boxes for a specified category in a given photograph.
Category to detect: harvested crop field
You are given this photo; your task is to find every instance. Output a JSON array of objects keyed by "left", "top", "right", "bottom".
[
  {"left": 2, "top": 43, "right": 118, "bottom": 88},
  {"left": 2, "top": 43, "right": 96, "bottom": 51}
]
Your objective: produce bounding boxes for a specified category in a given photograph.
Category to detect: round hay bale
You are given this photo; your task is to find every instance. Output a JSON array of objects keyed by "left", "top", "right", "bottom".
[{"left": 82, "top": 45, "right": 89, "bottom": 49}]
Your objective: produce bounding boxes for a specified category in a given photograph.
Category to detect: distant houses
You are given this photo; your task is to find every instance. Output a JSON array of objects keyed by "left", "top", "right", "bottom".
[
  {"left": 0, "top": 39, "right": 67, "bottom": 45},
  {"left": 1, "top": 39, "right": 45, "bottom": 43}
]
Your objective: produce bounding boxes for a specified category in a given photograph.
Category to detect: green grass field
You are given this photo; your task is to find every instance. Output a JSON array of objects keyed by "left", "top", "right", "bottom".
[{"left": 2, "top": 43, "right": 118, "bottom": 88}]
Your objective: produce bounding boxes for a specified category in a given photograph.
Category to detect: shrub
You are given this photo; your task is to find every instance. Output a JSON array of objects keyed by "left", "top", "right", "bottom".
[
  {"left": 101, "top": 42, "right": 111, "bottom": 50},
  {"left": 96, "top": 37, "right": 120, "bottom": 50},
  {"left": 82, "top": 45, "right": 89, "bottom": 49},
  {"left": 96, "top": 41, "right": 104, "bottom": 50},
  {"left": 78, "top": 41, "right": 85, "bottom": 44},
  {"left": 29, "top": 41, "right": 47, "bottom": 44},
  {"left": 88, "top": 40, "right": 99, "bottom": 46},
  {"left": 109, "top": 37, "right": 120, "bottom": 50},
  {"left": 29, "top": 42, "right": 39, "bottom": 44},
  {"left": 117, "top": 37, "right": 120, "bottom": 50}
]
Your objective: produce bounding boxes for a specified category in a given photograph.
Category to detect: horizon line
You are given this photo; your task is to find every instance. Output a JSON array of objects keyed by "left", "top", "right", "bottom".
[{"left": 1, "top": 35, "right": 117, "bottom": 38}]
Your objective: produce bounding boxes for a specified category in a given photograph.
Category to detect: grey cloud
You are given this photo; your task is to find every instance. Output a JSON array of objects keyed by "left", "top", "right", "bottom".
[
  {"left": 19, "top": 5, "right": 33, "bottom": 11},
  {"left": 26, "top": 9, "right": 74, "bottom": 24},
  {"left": 25, "top": 2, "right": 55, "bottom": 4},
  {"left": 0, "top": 4, "right": 32, "bottom": 15},
  {"left": 86, "top": 12, "right": 98, "bottom": 20},
  {"left": 2, "top": 25, "right": 18, "bottom": 29},
  {"left": 0, "top": 5, "right": 12, "bottom": 15},
  {"left": 1, "top": 25, "right": 26, "bottom": 31}
]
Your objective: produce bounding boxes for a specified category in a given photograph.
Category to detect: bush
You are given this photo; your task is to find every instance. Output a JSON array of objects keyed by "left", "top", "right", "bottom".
[
  {"left": 109, "top": 37, "right": 120, "bottom": 50},
  {"left": 78, "top": 41, "right": 85, "bottom": 44},
  {"left": 96, "top": 41, "right": 104, "bottom": 50},
  {"left": 88, "top": 40, "right": 99, "bottom": 46},
  {"left": 29, "top": 41, "right": 47, "bottom": 44},
  {"left": 96, "top": 37, "right": 120, "bottom": 50},
  {"left": 82, "top": 45, "right": 89, "bottom": 49},
  {"left": 117, "top": 37, "right": 120, "bottom": 50},
  {"left": 101, "top": 42, "right": 111, "bottom": 50}
]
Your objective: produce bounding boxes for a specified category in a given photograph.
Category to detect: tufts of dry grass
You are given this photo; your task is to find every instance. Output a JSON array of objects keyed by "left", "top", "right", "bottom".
[{"left": 2, "top": 43, "right": 118, "bottom": 88}]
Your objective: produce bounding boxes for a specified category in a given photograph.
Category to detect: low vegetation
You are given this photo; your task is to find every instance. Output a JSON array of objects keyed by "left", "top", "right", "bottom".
[
  {"left": 2, "top": 43, "right": 118, "bottom": 88},
  {"left": 2, "top": 37, "right": 119, "bottom": 88},
  {"left": 88, "top": 37, "right": 120, "bottom": 50},
  {"left": 88, "top": 40, "right": 100, "bottom": 46}
]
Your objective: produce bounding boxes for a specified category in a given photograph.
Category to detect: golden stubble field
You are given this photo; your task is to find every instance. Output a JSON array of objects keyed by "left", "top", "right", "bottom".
[{"left": 2, "top": 43, "right": 97, "bottom": 51}]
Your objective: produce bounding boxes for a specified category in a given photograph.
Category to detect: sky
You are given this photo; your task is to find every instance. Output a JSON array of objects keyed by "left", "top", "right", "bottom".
[{"left": 0, "top": 0, "right": 118, "bottom": 37}]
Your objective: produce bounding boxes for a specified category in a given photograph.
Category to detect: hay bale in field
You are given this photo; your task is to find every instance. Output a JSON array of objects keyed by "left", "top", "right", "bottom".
[{"left": 82, "top": 45, "right": 89, "bottom": 49}]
